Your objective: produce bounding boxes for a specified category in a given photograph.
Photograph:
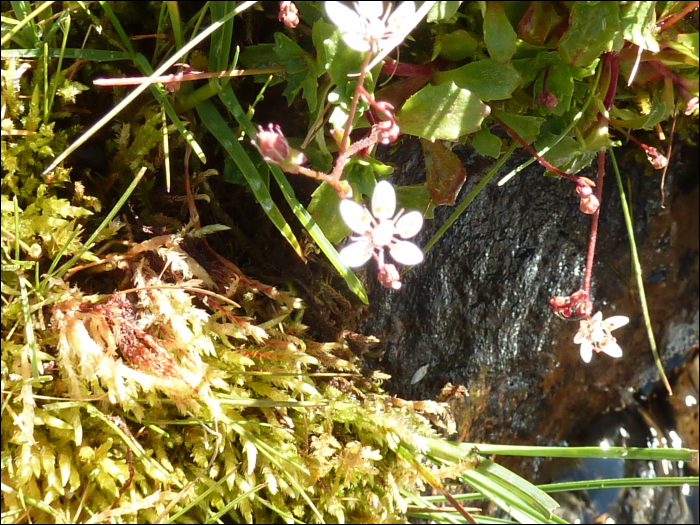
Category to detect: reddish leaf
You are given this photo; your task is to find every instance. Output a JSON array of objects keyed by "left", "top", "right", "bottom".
[
  {"left": 375, "top": 74, "right": 431, "bottom": 112},
  {"left": 420, "top": 138, "right": 467, "bottom": 206},
  {"left": 518, "top": 1, "right": 554, "bottom": 46}
]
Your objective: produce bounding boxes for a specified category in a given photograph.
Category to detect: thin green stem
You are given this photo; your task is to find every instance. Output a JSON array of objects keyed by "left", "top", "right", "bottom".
[
  {"left": 423, "top": 141, "right": 518, "bottom": 255},
  {"left": 610, "top": 150, "right": 672, "bottom": 394}
]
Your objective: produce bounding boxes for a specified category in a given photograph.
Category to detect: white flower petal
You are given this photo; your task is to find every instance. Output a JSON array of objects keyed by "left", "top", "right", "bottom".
[
  {"left": 372, "top": 180, "right": 396, "bottom": 220},
  {"left": 600, "top": 340, "right": 623, "bottom": 358},
  {"left": 605, "top": 316, "right": 629, "bottom": 331},
  {"left": 389, "top": 240, "right": 424, "bottom": 265},
  {"left": 590, "top": 327, "right": 606, "bottom": 343},
  {"left": 580, "top": 341, "right": 594, "bottom": 363},
  {"left": 355, "top": 1, "right": 384, "bottom": 20},
  {"left": 573, "top": 331, "right": 586, "bottom": 344},
  {"left": 591, "top": 311, "right": 603, "bottom": 323},
  {"left": 342, "top": 33, "right": 372, "bottom": 52},
  {"left": 340, "top": 199, "right": 373, "bottom": 234},
  {"left": 387, "top": 1, "right": 416, "bottom": 34},
  {"left": 339, "top": 240, "right": 373, "bottom": 268},
  {"left": 395, "top": 211, "right": 423, "bottom": 238},
  {"left": 325, "top": 1, "right": 362, "bottom": 33}
]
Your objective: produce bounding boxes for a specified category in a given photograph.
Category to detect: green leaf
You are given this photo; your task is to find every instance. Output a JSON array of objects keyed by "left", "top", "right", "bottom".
[
  {"left": 512, "top": 57, "right": 541, "bottom": 86},
  {"left": 395, "top": 184, "right": 435, "bottom": 220},
  {"left": 307, "top": 182, "right": 351, "bottom": 244},
  {"left": 434, "top": 58, "right": 522, "bottom": 101},
  {"left": 315, "top": 19, "right": 364, "bottom": 88},
  {"left": 427, "top": 1, "right": 462, "bottom": 23},
  {"left": 472, "top": 126, "right": 502, "bottom": 158},
  {"left": 518, "top": 0, "right": 555, "bottom": 46},
  {"left": 438, "top": 29, "right": 478, "bottom": 61},
  {"left": 274, "top": 32, "right": 318, "bottom": 110},
  {"left": 195, "top": 99, "right": 304, "bottom": 259},
  {"left": 345, "top": 159, "right": 379, "bottom": 198},
  {"left": 492, "top": 109, "right": 546, "bottom": 142},
  {"left": 480, "top": 0, "right": 517, "bottom": 64},
  {"left": 420, "top": 138, "right": 467, "bottom": 206},
  {"left": 620, "top": 1, "right": 659, "bottom": 52},
  {"left": 397, "top": 81, "right": 491, "bottom": 141},
  {"left": 611, "top": 96, "right": 668, "bottom": 130},
  {"left": 558, "top": 2, "right": 621, "bottom": 68}
]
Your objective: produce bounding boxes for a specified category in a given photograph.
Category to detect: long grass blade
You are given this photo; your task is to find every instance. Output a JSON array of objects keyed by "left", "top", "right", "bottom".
[
  {"left": 42, "top": 1, "right": 257, "bottom": 175},
  {"left": 216, "top": 85, "right": 370, "bottom": 303},
  {"left": 610, "top": 150, "right": 672, "bottom": 394},
  {"left": 435, "top": 439, "right": 695, "bottom": 462},
  {"left": 424, "top": 141, "right": 518, "bottom": 255},
  {"left": 50, "top": 167, "right": 147, "bottom": 280},
  {"left": 2, "top": 48, "right": 132, "bottom": 61},
  {"left": 195, "top": 99, "right": 303, "bottom": 258}
]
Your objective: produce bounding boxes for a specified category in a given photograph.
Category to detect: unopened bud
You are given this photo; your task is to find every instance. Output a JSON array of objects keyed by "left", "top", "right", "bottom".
[
  {"left": 537, "top": 91, "right": 558, "bottom": 109},
  {"left": 576, "top": 182, "right": 599, "bottom": 214},
  {"left": 645, "top": 147, "right": 668, "bottom": 169},
  {"left": 377, "top": 120, "right": 400, "bottom": 144},
  {"left": 579, "top": 194, "right": 600, "bottom": 214},
  {"left": 279, "top": 1, "right": 300, "bottom": 28},
  {"left": 252, "top": 124, "right": 307, "bottom": 174},
  {"left": 378, "top": 263, "right": 402, "bottom": 290}
]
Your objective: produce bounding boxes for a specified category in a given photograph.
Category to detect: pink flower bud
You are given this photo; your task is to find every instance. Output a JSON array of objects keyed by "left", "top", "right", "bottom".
[
  {"left": 550, "top": 289, "right": 590, "bottom": 319},
  {"left": 377, "top": 263, "right": 402, "bottom": 290},
  {"left": 576, "top": 184, "right": 593, "bottom": 198},
  {"left": 537, "top": 91, "right": 558, "bottom": 109},
  {"left": 377, "top": 120, "right": 400, "bottom": 144},
  {"left": 252, "top": 124, "right": 307, "bottom": 174},
  {"left": 279, "top": 1, "right": 300, "bottom": 28},
  {"left": 645, "top": 147, "right": 668, "bottom": 169},
  {"left": 579, "top": 194, "right": 600, "bottom": 214}
]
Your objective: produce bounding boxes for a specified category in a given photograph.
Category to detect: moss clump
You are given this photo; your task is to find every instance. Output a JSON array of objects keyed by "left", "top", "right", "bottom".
[{"left": 2, "top": 226, "right": 457, "bottom": 523}]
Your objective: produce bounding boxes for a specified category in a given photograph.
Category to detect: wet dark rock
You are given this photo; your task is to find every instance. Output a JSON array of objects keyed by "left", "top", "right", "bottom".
[{"left": 361, "top": 136, "right": 699, "bottom": 472}]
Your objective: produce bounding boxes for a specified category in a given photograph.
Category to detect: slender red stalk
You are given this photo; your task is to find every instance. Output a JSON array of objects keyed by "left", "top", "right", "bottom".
[
  {"left": 340, "top": 51, "right": 372, "bottom": 155},
  {"left": 582, "top": 53, "right": 618, "bottom": 308},
  {"left": 657, "top": 1, "right": 699, "bottom": 32},
  {"left": 490, "top": 114, "right": 580, "bottom": 182},
  {"left": 93, "top": 66, "right": 284, "bottom": 87},
  {"left": 583, "top": 152, "right": 606, "bottom": 298}
]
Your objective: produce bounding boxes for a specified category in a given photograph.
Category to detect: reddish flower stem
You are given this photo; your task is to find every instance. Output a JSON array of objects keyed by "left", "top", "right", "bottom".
[
  {"left": 490, "top": 114, "right": 580, "bottom": 182},
  {"left": 582, "top": 52, "right": 618, "bottom": 310},
  {"left": 656, "top": 1, "right": 699, "bottom": 33},
  {"left": 340, "top": 51, "right": 372, "bottom": 155},
  {"left": 583, "top": 151, "right": 606, "bottom": 299}
]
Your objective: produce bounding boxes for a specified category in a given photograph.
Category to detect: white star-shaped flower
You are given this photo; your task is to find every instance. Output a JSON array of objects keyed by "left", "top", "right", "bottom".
[
  {"left": 574, "top": 312, "right": 629, "bottom": 363},
  {"left": 325, "top": 1, "right": 416, "bottom": 53},
  {"left": 339, "top": 180, "right": 424, "bottom": 268}
]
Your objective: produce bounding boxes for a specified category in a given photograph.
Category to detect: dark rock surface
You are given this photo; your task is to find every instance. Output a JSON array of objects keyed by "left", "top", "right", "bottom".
[{"left": 360, "top": 136, "right": 699, "bottom": 466}]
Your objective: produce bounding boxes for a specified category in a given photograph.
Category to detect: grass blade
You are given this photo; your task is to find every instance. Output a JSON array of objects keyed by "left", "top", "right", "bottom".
[
  {"left": 437, "top": 440, "right": 695, "bottom": 462},
  {"left": 424, "top": 141, "right": 518, "bottom": 255},
  {"left": 216, "top": 85, "right": 370, "bottom": 303},
  {"left": 50, "top": 167, "right": 147, "bottom": 280},
  {"left": 42, "top": 1, "right": 257, "bottom": 175},
  {"left": 610, "top": 149, "right": 672, "bottom": 394},
  {"left": 195, "top": 99, "right": 303, "bottom": 258}
]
